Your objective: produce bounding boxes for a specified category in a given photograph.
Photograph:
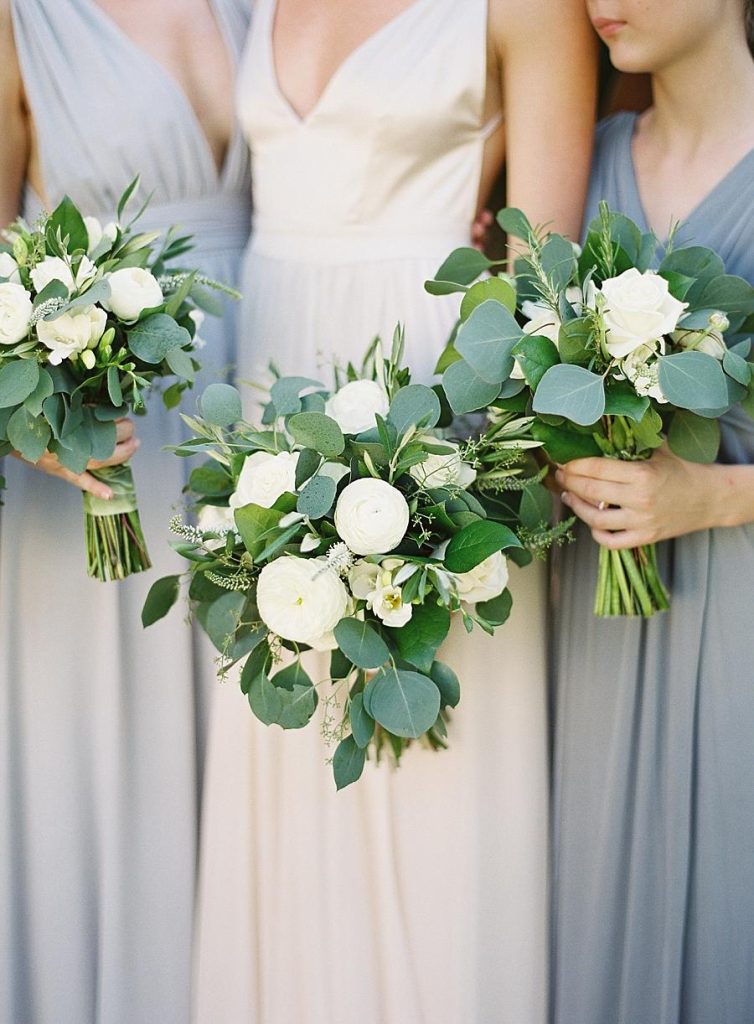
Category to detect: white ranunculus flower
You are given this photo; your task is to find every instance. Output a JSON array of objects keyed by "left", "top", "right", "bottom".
[
  {"left": 367, "top": 583, "right": 413, "bottom": 627},
  {"left": 256, "top": 556, "right": 349, "bottom": 649},
  {"left": 0, "top": 252, "right": 21, "bottom": 284},
  {"left": 620, "top": 344, "right": 667, "bottom": 404},
  {"left": 102, "top": 266, "right": 163, "bottom": 321},
  {"left": 0, "top": 282, "right": 33, "bottom": 345},
  {"left": 348, "top": 560, "right": 382, "bottom": 599},
  {"left": 452, "top": 550, "right": 509, "bottom": 605},
  {"left": 324, "top": 379, "right": 389, "bottom": 435},
  {"left": 409, "top": 439, "right": 476, "bottom": 489},
  {"left": 30, "top": 255, "right": 96, "bottom": 297},
  {"left": 335, "top": 478, "right": 410, "bottom": 555},
  {"left": 36, "top": 304, "right": 107, "bottom": 365},
  {"left": 229, "top": 450, "right": 300, "bottom": 510},
  {"left": 599, "top": 268, "right": 687, "bottom": 359},
  {"left": 671, "top": 327, "right": 726, "bottom": 360}
]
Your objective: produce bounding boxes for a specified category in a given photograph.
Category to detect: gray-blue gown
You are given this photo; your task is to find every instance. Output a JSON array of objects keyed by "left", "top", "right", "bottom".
[
  {"left": 551, "top": 112, "right": 754, "bottom": 1024},
  {"left": 0, "top": 2, "right": 250, "bottom": 1022}
]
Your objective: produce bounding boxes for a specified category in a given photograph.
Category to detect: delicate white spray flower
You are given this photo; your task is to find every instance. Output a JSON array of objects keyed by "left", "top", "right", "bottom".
[
  {"left": 256, "top": 556, "right": 349, "bottom": 650},
  {"left": 229, "top": 451, "right": 300, "bottom": 510},
  {"left": 620, "top": 344, "right": 667, "bottom": 403},
  {"left": 325, "top": 379, "right": 389, "bottom": 435},
  {"left": 367, "top": 582, "right": 413, "bottom": 627},
  {"left": 334, "top": 478, "right": 409, "bottom": 555}
]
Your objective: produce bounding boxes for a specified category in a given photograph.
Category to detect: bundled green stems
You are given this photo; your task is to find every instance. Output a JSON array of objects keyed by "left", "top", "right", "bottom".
[{"left": 83, "top": 464, "right": 151, "bottom": 581}]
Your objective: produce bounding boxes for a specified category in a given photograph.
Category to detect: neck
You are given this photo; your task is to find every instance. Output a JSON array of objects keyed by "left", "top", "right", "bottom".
[{"left": 647, "top": 29, "right": 754, "bottom": 155}]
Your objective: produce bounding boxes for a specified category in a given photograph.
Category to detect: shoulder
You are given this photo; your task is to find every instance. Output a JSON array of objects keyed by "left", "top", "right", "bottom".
[
  {"left": 593, "top": 111, "right": 635, "bottom": 162},
  {"left": 0, "top": 0, "right": 20, "bottom": 86}
]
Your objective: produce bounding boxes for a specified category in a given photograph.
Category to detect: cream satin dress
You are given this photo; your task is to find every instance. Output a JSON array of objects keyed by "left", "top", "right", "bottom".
[{"left": 194, "top": 2, "right": 548, "bottom": 1020}]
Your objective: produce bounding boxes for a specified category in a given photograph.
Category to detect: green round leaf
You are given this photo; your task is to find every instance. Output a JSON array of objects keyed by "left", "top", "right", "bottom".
[
  {"left": 272, "top": 663, "right": 319, "bottom": 730},
  {"left": 667, "top": 410, "right": 721, "bottom": 464},
  {"left": 128, "top": 313, "right": 191, "bottom": 364},
  {"left": 199, "top": 591, "right": 246, "bottom": 652},
  {"left": 429, "top": 661, "right": 461, "bottom": 708},
  {"left": 0, "top": 360, "right": 40, "bottom": 409},
  {"left": 455, "top": 300, "right": 523, "bottom": 384},
  {"left": 496, "top": 207, "right": 534, "bottom": 242},
  {"left": 511, "top": 334, "right": 560, "bottom": 389},
  {"left": 476, "top": 589, "right": 513, "bottom": 627},
  {"left": 296, "top": 474, "right": 337, "bottom": 519},
  {"left": 7, "top": 406, "right": 50, "bottom": 463},
  {"left": 442, "top": 359, "right": 500, "bottom": 416},
  {"left": 532, "top": 364, "right": 606, "bottom": 426},
  {"left": 388, "top": 384, "right": 441, "bottom": 436},
  {"left": 288, "top": 411, "right": 345, "bottom": 457},
  {"left": 657, "top": 351, "right": 728, "bottom": 412},
  {"left": 460, "top": 276, "right": 517, "bottom": 320},
  {"left": 444, "top": 520, "right": 522, "bottom": 574},
  {"left": 200, "top": 382, "right": 243, "bottom": 427},
  {"left": 248, "top": 672, "right": 283, "bottom": 727},
  {"left": 430, "top": 247, "right": 492, "bottom": 288},
  {"left": 270, "top": 376, "right": 322, "bottom": 416},
  {"left": 364, "top": 668, "right": 441, "bottom": 739},
  {"left": 334, "top": 617, "right": 391, "bottom": 670}
]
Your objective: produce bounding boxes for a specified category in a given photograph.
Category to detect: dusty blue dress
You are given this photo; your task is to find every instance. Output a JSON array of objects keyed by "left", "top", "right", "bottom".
[
  {"left": 551, "top": 112, "right": 754, "bottom": 1024},
  {"left": 0, "top": 2, "right": 250, "bottom": 1022}
]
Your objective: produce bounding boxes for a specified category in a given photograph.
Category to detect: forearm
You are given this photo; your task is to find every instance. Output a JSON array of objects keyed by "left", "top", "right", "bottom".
[{"left": 707, "top": 462, "right": 754, "bottom": 529}]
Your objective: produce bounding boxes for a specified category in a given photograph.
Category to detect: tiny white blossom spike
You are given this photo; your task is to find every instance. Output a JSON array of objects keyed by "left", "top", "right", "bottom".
[{"left": 324, "top": 542, "right": 354, "bottom": 576}]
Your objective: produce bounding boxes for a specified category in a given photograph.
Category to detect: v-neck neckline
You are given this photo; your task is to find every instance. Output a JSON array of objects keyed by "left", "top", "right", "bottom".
[
  {"left": 267, "top": 0, "right": 433, "bottom": 126},
  {"left": 623, "top": 111, "right": 754, "bottom": 241},
  {"left": 83, "top": 0, "right": 240, "bottom": 182}
]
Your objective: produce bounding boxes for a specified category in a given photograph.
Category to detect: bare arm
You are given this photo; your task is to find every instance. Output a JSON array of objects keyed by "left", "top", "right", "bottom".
[
  {"left": 492, "top": 0, "right": 598, "bottom": 240},
  {"left": 0, "top": 0, "right": 28, "bottom": 225}
]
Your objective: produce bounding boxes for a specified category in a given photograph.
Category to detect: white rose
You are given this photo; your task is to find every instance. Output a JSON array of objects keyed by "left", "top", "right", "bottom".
[
  {"left": 84, "top": 216, "right": 118, "bottom": 254},
  {"left": 0, "top": 282, "right": 33, "bottom": 345},
  {"left": 367, "top": 583, "right": 413, "bottom": 627},
  {"left": 0, "top": 252, "right": 21, "bottom": 284},
  {"left": 30, "top": 255, "right": 96, "bottom": 297},
  {"left": 409, "top": 439, "right": 476, "bottom": 489},
  {"left": 452, "top": 550, "right": 509, "bottom": 605},
  {"left": 324, "top": 379, "right": 389, "bottom": 435},
  {"left": 599, "top": 268, "right": 687, "bottom": 359},
  {"left": 671, "top": 327, "right": 726, "bottom": 360},
  {"left": 229, "top": 450, "right": 300, "bottom": 510},
  {"left": 256, "top": 556, "right": 349, "bottom": 649},
  {"left": 102, "top": 266, "right": 163, "bottom": 321},
  {"left": 521, "top": 299, "right": 562, "bottom": 345},
  {"left": 348, "top": 560, "right": 382, "bottom": 599},
  {"left": 335, "top": 478, "right": 410, "bottom": 555},
  {"left": 35, "top": 304, "right": 107, "bottom": 365}
]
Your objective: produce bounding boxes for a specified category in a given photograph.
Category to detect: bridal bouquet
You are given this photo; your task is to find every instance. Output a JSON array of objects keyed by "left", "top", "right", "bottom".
[
  {"left": 428, "top": 204, "right": 754, "bottom": 616},
  {"left": 144, "top": 333, "right": 553, "bottom": 789},
  {"left": 0, "top": 179, "right": 233, "bottom": 581}
]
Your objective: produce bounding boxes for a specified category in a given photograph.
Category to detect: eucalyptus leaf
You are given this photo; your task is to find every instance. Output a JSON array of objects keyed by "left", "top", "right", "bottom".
[
  {"left": 200, "top": 382, "right": 242, "bottom": 426},
  {"left": 332, "top": 735, "right": 366, "bottom": 790},
  {"left": 455, "top": 300, "right": 523, "bottom": 384},
  {"left": 667, "top": 410, "right": 721, "bottom": 464},
  {"left": 477, "top": 589, "right": 513, "bottom": 627},
  {"left": 165, "top": 345, "right": 195, "bottom": 381},
  {"left": 511, "top": 334, "right": 560, "bottom": 388},
  {"left": 288, "top": 411, "right": 345, "bottom": 457},
  {"left": 7, "top": 406, "right": 51, "bottom": 463},
  {"left": 603, "top": 381, "right": 650, "bottom": 422},
  {"left": 393, "top": 603, "right": 450, "bottom": 674},
  {"left": 496, "top": 207, "right": 534, "bottom": 242},
  {"left": 128, "top": 314, "right": 191, "bottom": 365},
  {"left": 723, "top": 348, "right": 752, "bottom": 386},
  {"left": 430, "top": 247, "right": 492, "bottom": 288},
  {"left": 0, "top": 360, "right": 40, "bottom": 409},
  {"left": 271, "top": 376, "right": 323, "bottom": 416},
  {"left": 23, "top": 369, "right": 54, "bottom": 416},
  {"left": 334, "top": 618, "right": 390, "bottom": 670},
  {"left": 533, "top": 364, "right": 606, "bottom": 426},
  {"left": 460, "top": 276, "right": 517, "bottom": 319},
  {"left": 657, "top": 351, "right": 728, "bottom": 411},
  {"left": 429, "top": 661, "right": 461, "bottom": 708},
  {"left": 295, "top": 448, "right": 322, "bottom": 488},
  {"left": 349, "top": 692, "right": 375, "bottom": 749},
  {"left": 388, "top": 384, "right": 441, "bottom": 435},
  {"left": 297, "top": 474, "right": 337, "bottom": 519},
  {"left": 364, "top": 668, "right": 441, "bottom": 739},
  {"left": 442, "top": 358, "right": 500, "bottom": 416},
  {"left": 248, "top": 672, "right": 283, "bottom": 727},
  {"left": 200, "top": 591, "right": 247, "bottom": 653}
]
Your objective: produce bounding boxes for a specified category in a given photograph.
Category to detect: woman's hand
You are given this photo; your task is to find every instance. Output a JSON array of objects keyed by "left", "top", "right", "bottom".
[
  {"left": 555, "top": 445, "right": 734, "bottom": 549},
  {"left": 12, "top": 418, "right": 140, "bottom": 500}
]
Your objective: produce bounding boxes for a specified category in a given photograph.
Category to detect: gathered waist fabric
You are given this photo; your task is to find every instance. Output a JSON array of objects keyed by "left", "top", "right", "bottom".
[{"left": 249, "top": 222, "right": 470, "bottom": 264}]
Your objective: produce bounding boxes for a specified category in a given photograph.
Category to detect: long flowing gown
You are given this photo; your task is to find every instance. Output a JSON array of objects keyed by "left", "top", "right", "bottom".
[
  {"left": 0, "top": 3, "right": 250, "bottom": 1022},
  {"left": 551, "top": 112, "right": 754, "bottom": 1024},
  {"left": 194, "top": 1, "right": 549, "bottom": 1021}
]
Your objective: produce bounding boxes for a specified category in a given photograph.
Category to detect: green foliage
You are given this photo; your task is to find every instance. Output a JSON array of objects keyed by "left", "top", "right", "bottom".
[
  {"left": 533, "top": 364, "right": 606, "bottom": 426},
  {"left": 363, "top": 668, "right": 441, "bottom": 739},
  {"left": 444, "top": 520, "right": 521, "bottom": 573},
  {"left": 454, "top": 300, "right": 523, "bottom": 384},
  {"left": 393, "top": 603, "right": 451, "bottom": 674},
  {"left": 200, "top": 383, "right": 243, "bottom": 426},
  {"left": 288, "top": 411, "right": 345, "bottom": 457},
  {"left": 333, "top": 736, "right": 367, "bottom": 790},
  {"left": 667, "top": 410, "right": 721, "bottom": 464},
  {"left": 334, "top": 618, "right": 390, "bottom": 670},
  {"left": 142, "top": 574, "right": 182, "bottom": 626}
]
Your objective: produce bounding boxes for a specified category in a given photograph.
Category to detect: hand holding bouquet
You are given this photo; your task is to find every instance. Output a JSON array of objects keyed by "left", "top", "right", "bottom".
[
  {"left": 144, "top": 333, "right": 555, "bottom": 789},
  {"left": 0, "top": 179, "right": 235, "bottom": 580},
  {"left": 428, "top": 204, "right": 754, "bottom": 615}
]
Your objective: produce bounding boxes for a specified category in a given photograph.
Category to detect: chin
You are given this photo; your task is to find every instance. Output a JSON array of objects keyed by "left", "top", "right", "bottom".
[{"left": 603, "top": 39, "right": 657, "bottom": 75}]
